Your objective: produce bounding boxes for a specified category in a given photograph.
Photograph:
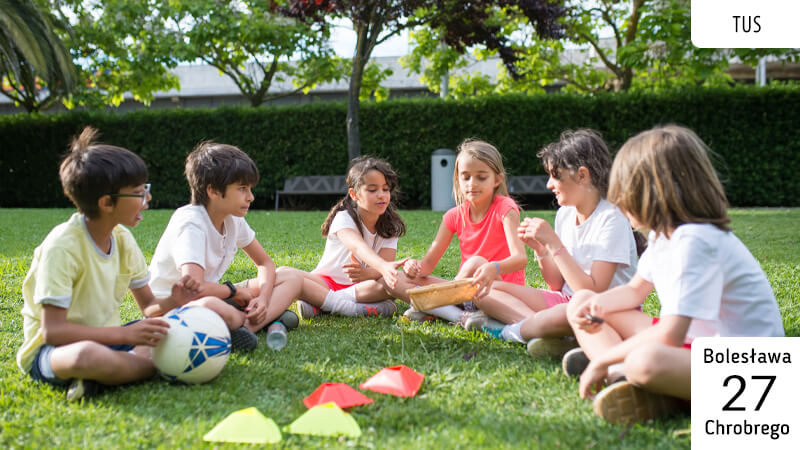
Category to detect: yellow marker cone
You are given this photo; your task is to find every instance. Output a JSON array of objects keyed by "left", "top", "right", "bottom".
[
  {"left": 288, "top": 402, "right": 362, "bottom": 438},
  {"left": 203, "top": 407, "right": 281, "bottom": 444}
]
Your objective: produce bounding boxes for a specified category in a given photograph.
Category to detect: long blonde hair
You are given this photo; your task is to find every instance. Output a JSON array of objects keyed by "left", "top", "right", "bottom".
[
  {"left": 608, "top": 125, "right": 730, "bottom": 237},
  {"left": 452, "top": 138, "right": 509, "bottom": 205}
]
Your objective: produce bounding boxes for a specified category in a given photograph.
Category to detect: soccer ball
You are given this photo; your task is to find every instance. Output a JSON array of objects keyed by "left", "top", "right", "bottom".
[{"left": 152, "top": 306, "right": 232, "bottom": 384}]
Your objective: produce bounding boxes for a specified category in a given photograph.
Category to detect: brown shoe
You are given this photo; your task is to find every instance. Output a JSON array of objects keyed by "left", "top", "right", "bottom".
[{"left": 592, "top": 381, "right": 683, "bottom": 425}]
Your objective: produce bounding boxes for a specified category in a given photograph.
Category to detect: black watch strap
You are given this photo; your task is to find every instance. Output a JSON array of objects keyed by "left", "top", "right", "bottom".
[{"left": 223, "top": 281, "right": 236, "bottom": 300}]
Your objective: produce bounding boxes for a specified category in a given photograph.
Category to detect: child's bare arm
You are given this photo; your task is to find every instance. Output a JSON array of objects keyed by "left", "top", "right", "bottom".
[
  {"left": 241, "top": 238, "right": 274, "bottom": 325},
  {"left": 343, "top": 248, "right": 396, "bottom": 282},
  {"left": 413, "top": 221, "right": 454, "bottom": 278},
  {"left": 132, "top": 276, "right": 200, "bottom": 317},
  {"left": 41, "top": 305, "right": 170, "bottom": 347},
  {"left": 569, "top": 276, "right": 652, "bottom": 331},
  {"left": 336, "top": 228, "right": 406, "bottom": 288}
]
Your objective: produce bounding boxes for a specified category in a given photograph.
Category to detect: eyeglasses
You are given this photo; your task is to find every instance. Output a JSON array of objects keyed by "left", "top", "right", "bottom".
[{"left": 108, "top": 183, "right": 151, "bottom": 206}]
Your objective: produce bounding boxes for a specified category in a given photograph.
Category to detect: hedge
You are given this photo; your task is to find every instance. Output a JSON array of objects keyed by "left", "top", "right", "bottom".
[{"left": 1, "top": 87, "right": 798, "bottom": 209}]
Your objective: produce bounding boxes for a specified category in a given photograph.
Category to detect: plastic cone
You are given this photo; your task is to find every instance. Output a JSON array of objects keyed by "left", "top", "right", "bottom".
[
  {"left": 288, "top": 402, "right": 362, "bottom": 437},
  {"left": 359, "top": 365, "right": 424, "bottom": 397},
  {"left": 303, "top": 382, "right": 374, "bottom": 409},
  {"left": 203, "top": 407, "right": 281, "bottom": 444}
]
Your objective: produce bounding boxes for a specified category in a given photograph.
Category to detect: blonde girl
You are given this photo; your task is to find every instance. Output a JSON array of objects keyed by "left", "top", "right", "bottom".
[
  {"left": 385, "top": 139, "right": 527, "bottom": 323},
  {"left": 267, "top": 156, "right": 407, "bottom": 321},
  {"left": 566, "top": 125, "right": 783, "bottom": 424},
  {"left": 463, "top": 129, "right": 639, "bottom": 349}
]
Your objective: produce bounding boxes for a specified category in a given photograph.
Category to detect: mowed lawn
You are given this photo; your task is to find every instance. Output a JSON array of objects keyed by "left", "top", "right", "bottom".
[{"left": 1, "top": 208, "right": 797, "bottom": 449}]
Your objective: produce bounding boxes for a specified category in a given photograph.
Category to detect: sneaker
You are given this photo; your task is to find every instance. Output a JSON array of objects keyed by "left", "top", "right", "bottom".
[
  {"left": 402, "top": 307, "right": 436, "bottom": 323},
  {"left": 526, "top": 337, "right": 578, "bottom": 359},
  {"left": 297, "top": 300, "right": 320, "bottom": 320},
  {"left": 230, "top": 326, "right": 258, "bottom": 352},
  {"left": 66, "top": 378, "right": 99, "bottom": 402},
  {"left": 562, "top": 347, "right": 590, "bottom": 377},
  {"left": 277, "top": 310, "right": 299, "bottom": 330},
  {"left": 462, "top": 311, "right": 505, "bottom": 336},
  {"left": 357, "top": 299, "right": 397, "bottom": 317},
  {"left": 592, "top": 380, "right": 683, "bottom": 425}
]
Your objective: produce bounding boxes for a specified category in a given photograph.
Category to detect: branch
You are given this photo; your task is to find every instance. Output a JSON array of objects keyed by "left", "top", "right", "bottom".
[
  {"left": 597, "top": 1, "right": 623, "bottom": 48},
  {"left": 578, "top": 31, "right": 621, "bottom": 77},
  {"left": 625, "top": 0, "right": 646, "bottom": 45}
]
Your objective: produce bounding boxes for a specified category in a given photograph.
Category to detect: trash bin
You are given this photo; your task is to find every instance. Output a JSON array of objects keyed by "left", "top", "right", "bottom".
[{"left": 431, "top": 148, "right": 456, "bottom": 211}]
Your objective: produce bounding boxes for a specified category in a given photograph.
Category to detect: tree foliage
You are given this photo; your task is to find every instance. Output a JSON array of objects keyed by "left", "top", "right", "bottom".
[
  {"left": 283, "top": 0, "right": 565, "bottom": 160},
  {"left": 0, "top": 0, "right": 76, "bottom": 112}
]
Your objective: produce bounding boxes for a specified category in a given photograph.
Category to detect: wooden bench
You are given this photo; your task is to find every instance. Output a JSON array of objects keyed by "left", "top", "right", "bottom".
[
  {"left": 506, "top": 175, "right": 550, "bottom": 195},
  {"left": 274, "top": 175, "right": 347, "bottom": 210}
]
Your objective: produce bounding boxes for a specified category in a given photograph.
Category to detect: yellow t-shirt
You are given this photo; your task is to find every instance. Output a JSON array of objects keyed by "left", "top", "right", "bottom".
[{"left": 16, "top": 213, "right": 149, "bottom": 373}]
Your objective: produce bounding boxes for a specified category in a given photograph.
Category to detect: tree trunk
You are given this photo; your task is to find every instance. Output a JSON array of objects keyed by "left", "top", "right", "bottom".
[{"left": 346, "top": 58, "right": 364, "bottom": 161}]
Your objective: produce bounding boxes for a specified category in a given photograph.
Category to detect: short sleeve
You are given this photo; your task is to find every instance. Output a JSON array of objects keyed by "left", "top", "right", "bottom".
[
  {"left": 329, "top": 211, "right": 359, "bottom": 236},
  {"left": 117, "top": 228, "right": 150, "bottom": 289},
  {"left": 173, "top": 223, "right": 207, "bottom": 269},
  {"left": 663, "top": 233, "right": 724, "bottom": 321},
  {"left": 591, "top": 213, "right": 635, "bottom": 266},
  {"left": 380, "top": 236, "right": 399, "bottom": 250},
  {"left": 235, "top": 218, "right": 256, "bottom": 248},
  {"left": 442, "top": 206, "right": 460, "bottom": 234},
  {"left": 637, "top": 246, "right": 654, "bottom": 282},
  {"left": 34, "top": 245, "right": 77, "bottom": 308},
  {"left": 495, "top": 196, "right": 519, "bottom": 218}
]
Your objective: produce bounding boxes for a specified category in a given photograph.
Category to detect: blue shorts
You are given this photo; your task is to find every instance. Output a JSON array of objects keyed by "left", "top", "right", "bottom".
[{"left": 28, "top": 321, "right": 139, "bottom": 386}]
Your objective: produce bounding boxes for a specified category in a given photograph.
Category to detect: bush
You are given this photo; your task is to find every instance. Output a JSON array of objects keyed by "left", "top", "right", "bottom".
[{"left": 1, "top": 87, "right": 798, "bottom": 209}]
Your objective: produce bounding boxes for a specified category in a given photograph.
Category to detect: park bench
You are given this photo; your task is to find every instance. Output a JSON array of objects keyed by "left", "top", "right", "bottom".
[
  {"left": 274, "top": 175, "right": 347, "bottom": 210},
  {"left": 506, "top": 175, "right": 550, "bottom": 195}
]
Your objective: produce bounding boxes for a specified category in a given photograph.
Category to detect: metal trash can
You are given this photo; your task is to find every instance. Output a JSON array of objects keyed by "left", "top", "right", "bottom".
[{"left": 431, "top": 148, "right": 456, "bottom": 211}]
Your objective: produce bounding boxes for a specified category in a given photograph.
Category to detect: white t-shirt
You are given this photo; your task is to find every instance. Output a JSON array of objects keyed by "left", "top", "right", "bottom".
[
  {"left": 149, "top": 204, "right": 256, "bottom": 297},
  {"left": 554, "top": 199, "right": 638, "bottom": 297},
  {"left": 638, "top": 223, "right": 784, "bottom": 339},
  {"left": 312, "top": 210, "right": 398, "bottom": 285}
]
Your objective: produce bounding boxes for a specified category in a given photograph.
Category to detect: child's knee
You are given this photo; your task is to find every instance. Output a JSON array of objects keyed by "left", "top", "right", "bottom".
[
  {"left": 188, "top": 296, "right": 245, "bottom": 329},
  {"left": 457, "top": 256, "right": 489, "bottom": 277},
  {"left": 566, "top": 291, "right": 593, "bottom": 316},
  {"left": 624, "top": 343, "right": 666, "bottom": 386},
  {"left": 64, "top": 341, "right": 110, "bottom": 373}
]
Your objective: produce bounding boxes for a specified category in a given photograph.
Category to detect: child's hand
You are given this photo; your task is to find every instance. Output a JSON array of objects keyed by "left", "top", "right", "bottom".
[
  {"left": 579, "top": 360, "right": 608, "bottom": 399},
  {"left": 517, "top": 218, "right": 544, "bottom": 250},
  {"left": 569, "top": 300, "right": 602, "bottom": 333},
  {"left": 471, "top": 262, "right": 500, "bottom": 299},
  {"left": 403, "top": 258, "right": 421, "bottom": 279},
  {"left": 520, "top": 217, "right": 559, "bottom": 250},
  {"left": 126, "top": 318, "right": 170, "bottom": 347},
  {"left": 169, "top": 275, "right": 201, "bottom": 307},
  {"left": 342, "top": 253, "right": 366, "bottom": 283},
  {"left": 380, "top": 259, "right": 408, "bottom": 289},
  {"left": 245, "top": 296, "right": 267, "bottom": 326}
]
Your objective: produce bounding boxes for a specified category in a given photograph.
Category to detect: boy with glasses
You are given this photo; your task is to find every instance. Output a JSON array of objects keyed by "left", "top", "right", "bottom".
[{"left": 17, "top": 127, "right": 200, "bottom": 401}]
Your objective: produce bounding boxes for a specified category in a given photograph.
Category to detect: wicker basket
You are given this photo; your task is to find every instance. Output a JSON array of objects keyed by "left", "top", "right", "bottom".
[{"left": 407, "top": 279, "right": 478, "bottom": 311}]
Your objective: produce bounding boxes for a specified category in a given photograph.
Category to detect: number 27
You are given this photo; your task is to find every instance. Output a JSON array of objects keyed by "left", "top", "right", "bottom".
[{"left": 722, "top": 375, "right": 776, "bottom": 411}]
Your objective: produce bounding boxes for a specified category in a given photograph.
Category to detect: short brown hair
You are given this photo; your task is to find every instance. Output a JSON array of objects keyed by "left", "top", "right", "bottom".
[
  {"left": 608, "top": 125, "right": 730, "bottom": 236},
  {"left": 185, "top": 141, "right": 259, "bottom": 205},
  {"left": 59, "top": 127, "right": 148, "bottom": 218}
]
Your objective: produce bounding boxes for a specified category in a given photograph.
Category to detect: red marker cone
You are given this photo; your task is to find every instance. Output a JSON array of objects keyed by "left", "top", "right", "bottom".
[
  {"left": 359, "top": 365, "right": 424, "bottom": 397},
  {"left": 303, "top": 383, "right": 374, "bottom": 409}
]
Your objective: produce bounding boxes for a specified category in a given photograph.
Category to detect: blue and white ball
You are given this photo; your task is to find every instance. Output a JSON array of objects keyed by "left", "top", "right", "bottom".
[{"left": 152, "top": 306, "right": 232, "bottom": 384}]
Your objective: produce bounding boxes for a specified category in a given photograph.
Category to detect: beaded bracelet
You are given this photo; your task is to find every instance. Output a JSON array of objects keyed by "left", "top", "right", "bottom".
[{"left": 553, "top": 246, "right": 567, "bottom": 257}]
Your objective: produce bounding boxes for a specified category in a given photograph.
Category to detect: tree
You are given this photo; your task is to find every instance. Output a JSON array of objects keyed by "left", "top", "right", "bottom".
[
  {"left": 284, "top": 0, "right": 565, "bottom": 160},
  {"left": 163, "top": 0, "right": 346, "bottom": 107},
  {"left": 406, "top": 0, "right": 799, "bottom": 96},
  {"left": 0, "top": 0, "right": 76, "bottom": 112}
]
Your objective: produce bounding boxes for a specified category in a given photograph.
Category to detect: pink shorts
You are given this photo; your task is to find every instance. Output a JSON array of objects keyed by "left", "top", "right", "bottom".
[
  {"left": 317, "top": 274, "right": 354, "bottom": 291},
  {"left": 652, "top": 317, "right": 692, "bottom": 349},
  {"left": 541, "top": 290, "right": 572, "bottom": 308}
]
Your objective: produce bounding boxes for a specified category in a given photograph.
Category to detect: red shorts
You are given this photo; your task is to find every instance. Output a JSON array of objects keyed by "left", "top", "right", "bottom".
[
  {"left": 652, "top": 317, "right": 692, "bottom": 349},
  {"left": 317, "top": 274, "right": 354, "bottom": 291},
  {"left": 541, "top": 290, "right": 572, "bottom": 308}
]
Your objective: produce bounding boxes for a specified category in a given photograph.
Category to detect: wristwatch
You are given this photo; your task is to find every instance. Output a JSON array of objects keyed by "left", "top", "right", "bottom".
[{"left": 223, "top": 280, "right": 236, "bottom": 300}]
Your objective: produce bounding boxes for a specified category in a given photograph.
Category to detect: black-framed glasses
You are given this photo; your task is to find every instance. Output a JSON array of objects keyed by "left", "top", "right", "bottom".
[{"left": 108, "top": 183, "right": 151, "bottom": 206}]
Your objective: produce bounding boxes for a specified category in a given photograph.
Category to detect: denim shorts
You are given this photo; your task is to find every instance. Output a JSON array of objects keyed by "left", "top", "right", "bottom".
[{"left": 28, "top": 321, "right": 139, "bottom": 386}]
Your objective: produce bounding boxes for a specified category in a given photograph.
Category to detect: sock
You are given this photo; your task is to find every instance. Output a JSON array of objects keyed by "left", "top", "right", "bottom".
[
  {"left": 321, "top": 286, "right": 361, "bottom": 316},
  {"left": 500, "top": 321, "right": 526, "bottom": 343},
  {"left": 423, "top": 305, "right": 465, "bottom": 323}
]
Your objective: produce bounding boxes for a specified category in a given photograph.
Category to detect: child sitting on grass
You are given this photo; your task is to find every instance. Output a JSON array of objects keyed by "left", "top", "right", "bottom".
[
  {"left": 566, "top": 125, "right": 784, "bottom": 425},
  {"left": 17, "top": 127, "right": 200, "bottom": 402},
  {"left": 149, "top": 141, "right": 298, "bottom": 352}
]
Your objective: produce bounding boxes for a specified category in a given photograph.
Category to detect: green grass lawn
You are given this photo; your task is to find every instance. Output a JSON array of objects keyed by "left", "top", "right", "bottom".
[{"left": 1, "top": 208, "right": 797, "bottom": 448}]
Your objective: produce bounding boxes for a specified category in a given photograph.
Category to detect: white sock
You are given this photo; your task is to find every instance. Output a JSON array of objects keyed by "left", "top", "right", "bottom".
[
  {"left": 501, "top": 320, "right": 526, "bottom": 343},
  {"left": 321, "top": 286, "right": 358, "bottom": 314},
  {"left": 422, "top": 305, "right": 464, "bottom": 323}
]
